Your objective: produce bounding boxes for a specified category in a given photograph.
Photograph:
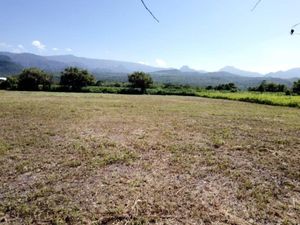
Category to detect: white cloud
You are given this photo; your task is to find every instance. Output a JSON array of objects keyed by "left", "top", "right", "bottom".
[
  {"left": 0, "top": 42, "right": 25, "bottom": 53},
  {"left": 16, "top": 44, "right": 26, "bottom": 53},
  {"left": 52, "top": 47, "right": 59, "bottom": 51},
  {"left": 32, "top": 40, "right": 46, "bottom": 50},
  {"left": 17, "top": 44, "right": 24, "bottom": 49},
  {"left": 65, "top": 48, "right": 72, "bottom": 52},
  {"left": 138, "top": 61, "right": 150, "bottom": 65},
  {"left": 0, "top": 42, "right": 12, "bottom": 50},
  {"left": 155, "top": 58, "right": 167, "bottom": 68}
]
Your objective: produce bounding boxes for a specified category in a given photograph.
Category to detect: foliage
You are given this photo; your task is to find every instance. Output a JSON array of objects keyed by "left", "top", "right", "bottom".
[
  {"left": 148, "top": 87, "right": 198, "bottom": 96},
  {"left": 81, "top": 86, "right": 122, "bottom": 94},
  {"left": 206, "top": 83, "right": 238, "bottom": 92},
  {"left": 60, "top": 67, "right": 95, "bottom": 91},
  {"left": 0, "top": 76, "right": 19, "bottom": 90},
  {"left": 96, "top": 81, "right": 130, "bottom": 88},
  {"left": 53, "top": 84, "right": 300, "bottom": 108},
  {"left": 249, "top": 80, "right": 288, "bottom": 93},
  {"left": 18, "top": 68, "right": 52, "bottom": 91},
  {"left": 215, "top": 83, "right": 238, "bottom": 92},
  {"left": 0, "top": 80, "right": 5, "bottom": 89},
  {"left": 95, "top": 80, "right": 103, "bottom": 86},
  {"left": 292, "top": 79, "right": 300, "bottom": 95},
  {"left": 163, "top": 83, "right": 192, "bottom": 89},
  {"left": 196, "top": 91, "right": 300, "bottom": 108},
  {"left": 128, "top": 72, "right": 153, "bottom": 93}
]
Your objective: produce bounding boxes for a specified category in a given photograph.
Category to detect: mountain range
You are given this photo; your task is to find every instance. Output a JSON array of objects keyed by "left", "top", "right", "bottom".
[{"left": 0, "top": 51, "right": 299, "bottom": 89}]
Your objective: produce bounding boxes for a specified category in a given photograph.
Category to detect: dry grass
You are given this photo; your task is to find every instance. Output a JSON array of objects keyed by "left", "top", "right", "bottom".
[{"left": 0, "top": 91, "right": 299, "bottom": 225}]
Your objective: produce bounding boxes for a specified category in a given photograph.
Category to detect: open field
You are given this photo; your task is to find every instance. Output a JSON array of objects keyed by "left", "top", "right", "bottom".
[
  {"left": 5, "top": 82, "right": 300, "bottom": 108},
  {"left": 84, "top": 86, "right": 300, "bottom": 108},
  {"left": 0, "top": 91, "right": 299, "bottom": 225},
  {"left": 196, "top": 91, "right": 300, "bottom": 108}
]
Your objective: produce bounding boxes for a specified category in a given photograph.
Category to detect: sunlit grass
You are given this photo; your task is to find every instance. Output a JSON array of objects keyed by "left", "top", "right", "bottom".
[
  {"left": 196, "top": 91, "right": 300, "bottom": 108},
  {"left": 0, "top": 91, "right": 299, "bottom": 224}
]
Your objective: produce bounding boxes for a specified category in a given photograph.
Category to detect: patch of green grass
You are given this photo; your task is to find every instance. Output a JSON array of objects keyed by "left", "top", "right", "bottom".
[
  {"left": 196, "top": 91, "right": 300, "bottom": 108},
  {"left": 92, "top": 148, "right": 138, "bottom": 167},
  {"left": 0, "top": 139, "right": 10, "bottom": 155}
]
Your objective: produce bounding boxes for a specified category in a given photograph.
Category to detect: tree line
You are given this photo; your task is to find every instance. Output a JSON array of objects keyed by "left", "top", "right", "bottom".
[
  {"left": 0, "top": 67, "right": 153, "bottom": 93},
  {"left": 1, "top": 67, "right": 300, "bottom": 95},
  {"left": 248, "top": 80, "right": 300, "bottom": 95}
]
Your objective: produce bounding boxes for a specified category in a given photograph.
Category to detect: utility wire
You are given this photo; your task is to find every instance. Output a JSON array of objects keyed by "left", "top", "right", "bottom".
[
  {"left": 251, "top": 0, "right": 262, "bottom": 11},
  {"left": 140, "top": 0, "right": 159, "bottom": 23}
]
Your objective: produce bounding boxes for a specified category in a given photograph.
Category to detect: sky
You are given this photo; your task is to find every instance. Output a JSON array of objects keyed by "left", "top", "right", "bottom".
[{"left": 1, "top": 0, "right": 300, "bottom": 73}]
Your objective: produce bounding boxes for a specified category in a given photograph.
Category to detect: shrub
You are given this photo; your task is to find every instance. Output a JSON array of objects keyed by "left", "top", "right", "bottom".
[
  {"left": 18, "top": 68, "right": 52, "bottom": 91},
  {"left": 60, "top": 67, "right": 95, "bottom": 91},
  {"left": 128, "top": 72, "right": 153, "bottom": 94},
  {"left": 2, "top": 76, "right": 19, "bottom": 90},
  {"left": 249, "top": 81, "right": 288, "bottom": 93},
  {"left": 292, "top": 80, "right": 300, "bottom": 95}
]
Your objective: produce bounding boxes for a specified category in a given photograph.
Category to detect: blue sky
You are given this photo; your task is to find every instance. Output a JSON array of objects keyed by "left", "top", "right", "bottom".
[{"left": 1, "top": 0, "right": 300, "bottom": 73}]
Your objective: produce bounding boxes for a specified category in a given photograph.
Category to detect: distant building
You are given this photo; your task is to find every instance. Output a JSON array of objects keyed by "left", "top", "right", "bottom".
[{"left": 0, "top": 77, "right": 7, "bottom": 81}]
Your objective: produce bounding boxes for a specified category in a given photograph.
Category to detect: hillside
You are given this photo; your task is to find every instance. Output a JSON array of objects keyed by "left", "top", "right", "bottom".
[
  {"left": 46, "top": 55, "right": 163, "bottom": 73},
  {"left": 266, "top": 68, "right": 300, "bottom": 79},
  {"left": 220, "top": 66, "right": 263, "bottom": 77},
  {"left": 149, "top": 70, "right": 293, "bottom": 89},
  {"left": 0, "top": 52, "right": 298, "bottom": 89},
  {"left": 0, "top": 55, "right": 23, "bottom": 75},
  {"left": 0, "top": 52, "right": 66, "bottom": 73}
]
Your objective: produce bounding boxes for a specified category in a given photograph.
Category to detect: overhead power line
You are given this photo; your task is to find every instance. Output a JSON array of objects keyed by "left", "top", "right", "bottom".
[
  {"left": 140, "top": 0, "right": 159, "bottom": 23},
  {"left": 251, "top": 0, "right": 262, "bottom": 12}
]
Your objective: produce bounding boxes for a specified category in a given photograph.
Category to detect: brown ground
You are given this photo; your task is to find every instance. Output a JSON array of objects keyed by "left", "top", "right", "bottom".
[{"left": 0, "top": 91, "right": 299, "bottom": 225}]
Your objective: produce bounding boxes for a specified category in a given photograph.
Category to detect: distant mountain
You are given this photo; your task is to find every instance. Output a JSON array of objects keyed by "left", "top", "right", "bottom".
[
  {"left": 0, "top": 51, "right": 298, "bottom": 89},
  {"left": 266, "top": 68, "right": 300, "bottom": 79},
  {"left": 0, "top": 52, "right": 165, "bottom": 75},
  {"left": 0, "top": 52, "right": 66, "bottom": 73},
  {"left": 0, "top": 55, "right": 23, "bottom": 76},
  {"left": 220, "top": 66, "right": 263, "bottom": 77},
  {"left": 150, "top": 70, "right": 293, "bottom": 89},
  {"left": 180, "top": 65, "right": 206, "bottom": 73},
  {"left": 46, "top": 55, "right": 163, "bottom": 73},
  {"left": 220, "top": 66, "right": 300, "bottom": 79},
  {"left": 180, "top": 65, "right": 196, "bottom": 72}
]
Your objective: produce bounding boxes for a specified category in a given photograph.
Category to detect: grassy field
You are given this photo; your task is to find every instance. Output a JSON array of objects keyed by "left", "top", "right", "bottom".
[
  {"left": 0, "top": 91, "right": 299, "bottom": 225},
  {"left": 196, "top": 91, "right": 300, "bottom": 108},
  {"left": 81, "top": 86, "right": 300, "bottom": 108}
]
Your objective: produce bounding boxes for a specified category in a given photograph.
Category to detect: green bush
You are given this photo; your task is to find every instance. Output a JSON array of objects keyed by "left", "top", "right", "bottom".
[
  {"left": 128, "top": 72, "right": 153, "bottom": 94},
  {"left": 60, "top": 67, "right": 95, "bottom": 91},
  {"left": 0, "top": 77, "right": 18, "bottom": 90},
  {"left": 292, "top": 80, "right": 300, "bottom": 95},
  {"left": 249, "top": 80, "right": 288, "bottom": 93},
  {"left": 18, "top": 68, "right": 52, "bottom": 91}
]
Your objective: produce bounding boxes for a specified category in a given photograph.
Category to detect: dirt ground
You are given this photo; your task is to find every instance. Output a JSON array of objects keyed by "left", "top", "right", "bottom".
[{"left": 0, "top": 91, "right": 299, "bottom": 225}]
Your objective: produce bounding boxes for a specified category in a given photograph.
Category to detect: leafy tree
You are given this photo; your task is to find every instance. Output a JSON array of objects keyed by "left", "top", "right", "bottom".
[
  {"left": 128, "top": 72, "right": 153, "bottom": 93},
  {"left": 276, "top": 84, "right": 287, "bottom": 92},
  {"left": 214, "top": 83, "right": 238, "bottom": 92},
  {"left": 292, "top": 80, "right": 300, "bottom": 95},
  {"left": 0, "top": 76, "right": 19, "bottom": 90},
  {"left": 60, "top": 67, "right": 95, "bottom": 91},
  {"left": 96, "top": 80, "right": 104, "bottom": 86},
  {"left": 257, "top": 80, "right": 267, "bottom": 92},
  {"left": 0, "top": 79, "right": 6, "bottom": 89},
  {"left": 18, "top": 68, "right": 52, "bottom": 91},
  {"left": 249, "top": 81, "right": 288, "bottom": 93}
]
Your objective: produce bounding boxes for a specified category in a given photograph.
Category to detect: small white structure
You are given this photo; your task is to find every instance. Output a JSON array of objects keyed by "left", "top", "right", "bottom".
[{"left": 0, "top": 77, "right": 7, "bottom": 81}]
